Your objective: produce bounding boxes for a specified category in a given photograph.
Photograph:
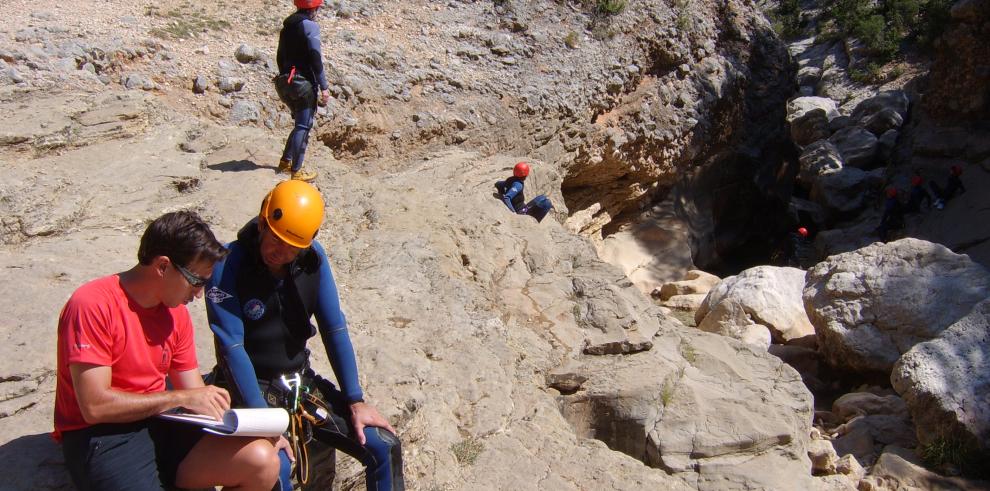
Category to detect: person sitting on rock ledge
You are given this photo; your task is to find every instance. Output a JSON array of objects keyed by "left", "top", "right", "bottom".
[
  {"left": 930, "top": 164, "right": 966, "bottom": 210},
  {"left": 494, "top": 161, "right": 555, "bottom": 222},
  {"left": 205, "top": 180, "right": 405, "bottom": 491},
  {"left": 52, "top": 211, "right": 280, "bottom": 491}
]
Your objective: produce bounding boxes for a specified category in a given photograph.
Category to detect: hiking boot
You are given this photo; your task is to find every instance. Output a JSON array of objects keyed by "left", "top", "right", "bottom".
[
  {"left": 291, "top": 168, "right": 317, "bottom": 182},
  {"left": 277, "top": 158, "right": 292, "bottom": 173}
]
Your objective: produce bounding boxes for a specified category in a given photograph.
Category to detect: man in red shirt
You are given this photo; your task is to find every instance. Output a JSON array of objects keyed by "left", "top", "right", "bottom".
[{"left": 53, "top": 211, "right": 282, "bottom": 490}]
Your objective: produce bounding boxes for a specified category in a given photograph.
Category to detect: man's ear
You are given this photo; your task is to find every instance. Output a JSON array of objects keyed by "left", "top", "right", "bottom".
[{"left": 151, "top": 256, "right": 170, "bottom": 277}]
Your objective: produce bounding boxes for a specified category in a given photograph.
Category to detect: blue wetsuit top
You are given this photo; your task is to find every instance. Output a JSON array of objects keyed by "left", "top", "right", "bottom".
[
  {"left": 500, "top": 177, "right": 525, "bottom": 213},
  {"left": 205, "top": 219, "right": 362, "bottom": 408},
  {"left": 277, "top": 12, "right": 329, "bottom": 91}
]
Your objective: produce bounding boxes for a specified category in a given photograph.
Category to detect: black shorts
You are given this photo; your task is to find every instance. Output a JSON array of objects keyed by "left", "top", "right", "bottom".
[{"left": 61, "top": 419, "right": 204, "bottom": 490}]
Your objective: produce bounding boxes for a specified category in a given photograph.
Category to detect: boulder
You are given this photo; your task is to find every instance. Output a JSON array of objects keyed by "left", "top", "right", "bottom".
[
  {"left": 809, "top": 438, "right": 840, "bottom": 474},
  {"left": 804, "top": 239, "right": 990, "bottom": 374},
  {"left": 696, "top": 266, "right": 816, "bottom": 347},
  {"left": 891, "top": 298, "right": 990, "bottom": 451},
  {"left": 850, "top": 91, "right": 910, "bottom": 127},
  {"left": 835, "top": 414, "right": 918, "bottom": 449},
  {"left": 798, "top": 140, "right": 843, "bottom": 188},
  {"left": 810, "top": 166, "right": 875, "bottom": 214},
  {"left": 863, "top": 108, "right": 904, "bottom": 137},
  {"left": 791, "top": 108, "right": 832, "bottom": 147},
  {"left": 656, "top": 270, "right": 721, "bottom": 300},
  {"left": 558, "top": 328, "right": 818, "bottom": 490},
  {"left": 787, "top": 96, "right": 840, "bottom": 123},
  {"left": 832, "top": 392, "right": 909, "bottom": 422},
  {"left": 829, "top": 127, "right": 878, "bottom": 169},
  {"left": 660, "top": 293, "right": 708, "bottom": 312},
  {"left": 859, "top": 445, "right": 990, "bottom": 491}
]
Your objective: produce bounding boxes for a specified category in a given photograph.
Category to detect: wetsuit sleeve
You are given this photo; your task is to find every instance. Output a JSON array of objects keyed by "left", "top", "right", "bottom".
[
  {"left": 302, "top": 19, "right": 329, "bottom": 91},
  {"left": 205, "top": 243, "right": 268, "bottom": 409},
  {"left": 311, "top": 242, "right": 363, "bottom": 403},
  {"left": 502, "top": 181, "right": 523, "bottom": 213}
]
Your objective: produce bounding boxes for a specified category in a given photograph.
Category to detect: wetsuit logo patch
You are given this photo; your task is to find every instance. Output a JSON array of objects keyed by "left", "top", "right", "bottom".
[
  {"left": 206, "top": 286, "right": 233, "bottom": 304},
  {"left": 244, "top": 299, "right": 266, "bottom": 320}
]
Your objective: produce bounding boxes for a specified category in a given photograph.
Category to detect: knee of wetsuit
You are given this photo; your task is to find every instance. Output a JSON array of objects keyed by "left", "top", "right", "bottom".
[{"left": 363, "top": 426, "right": 401, "bottom": 464}]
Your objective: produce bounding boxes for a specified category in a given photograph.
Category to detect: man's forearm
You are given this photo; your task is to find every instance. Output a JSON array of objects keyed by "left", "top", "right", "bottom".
[{"left": 78, "top": 388, "right": 192, "bottom": 425}]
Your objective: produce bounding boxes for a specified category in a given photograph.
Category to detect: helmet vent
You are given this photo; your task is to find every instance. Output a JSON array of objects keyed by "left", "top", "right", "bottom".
[{"left": 273, "top": 209, "right": 283, "bottom": 220}]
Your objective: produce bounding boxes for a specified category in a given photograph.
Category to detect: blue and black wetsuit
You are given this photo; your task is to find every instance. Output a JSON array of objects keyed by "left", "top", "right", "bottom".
[
  {"left": 205, "top": 219, "right": 403, "bottom": 491},
  {"left": 495, "top": 176, "right": 554, "bottom": 222},
  {"left": 277, "top": 11, "right": 328, "bottom": 173}
]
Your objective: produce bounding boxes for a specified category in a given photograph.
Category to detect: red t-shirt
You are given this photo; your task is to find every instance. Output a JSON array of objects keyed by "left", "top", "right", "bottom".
[{"left": 52, "top": 275, "right": 199, "bottom": 441}]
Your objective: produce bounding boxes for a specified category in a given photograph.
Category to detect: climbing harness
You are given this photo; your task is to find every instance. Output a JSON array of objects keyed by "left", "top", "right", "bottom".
[{"left": 279, "top": 372, "right": 332, "bottom": 485}]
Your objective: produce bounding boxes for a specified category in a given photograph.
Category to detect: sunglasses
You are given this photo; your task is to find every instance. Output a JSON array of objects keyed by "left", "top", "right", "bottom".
[{"left": 172, "top": 261, "right": 208, "bottom": 287}]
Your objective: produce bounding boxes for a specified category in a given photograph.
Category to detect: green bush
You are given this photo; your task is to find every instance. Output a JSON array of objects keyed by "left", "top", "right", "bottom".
[
  {"left": 768, "top": 0, "right": 803, "bottom": 39},
  {"left": 597, "top": 0, "right": 626, "bottom": 15},
  {"left": 823, "top": 0, "right": 956, "bottom": 65}
]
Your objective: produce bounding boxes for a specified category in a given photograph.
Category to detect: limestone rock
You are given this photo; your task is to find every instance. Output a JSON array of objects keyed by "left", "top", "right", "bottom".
[
  {"left": 791, "top": 107, "right": 832, "bottom": 147},
  {"left": 828, "top": 127, "right": 878, "bottom": 169},
  {"left": 804, "top": 238, "right": 990, "bottom": 374},
  {"left": 656, "top": 269, "right": 721, "bottom": 300},
  {"left": 891, "top": 298, "right": 990, "bottom": 451},
  {"left": 234, "top": 44, "right": 260, "bottom": 63},
  {"left": 558, "top": 329, "right": 817, "bottom": 490},
  {"left": 859, "top": 445, "right": 990, "bottom": 491},
  {"left": 787, "top": 96, "right": 840, "bottom": 123},
  {"left": 832, "top": 392, "right": 909, "bottom": 422},
  {"left": 809, "top": 438, "right": 840, "bottom": 474},
  {"left": 811, "top": 166, "right": 879, "bottom": 214},
  {"left": 660, "top": 293, "right": 708, "bottom": 312},
  {"left": 798, "top": 140, "right": 844, "bottom": 187},
  {"left": 696, "top": 266, "right": 816, "bottom": 346}
]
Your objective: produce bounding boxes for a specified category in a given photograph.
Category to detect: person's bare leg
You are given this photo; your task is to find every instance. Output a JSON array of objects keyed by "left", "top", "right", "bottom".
[{"left": 175, "top": 435, "right": 279, "bottom": 491}]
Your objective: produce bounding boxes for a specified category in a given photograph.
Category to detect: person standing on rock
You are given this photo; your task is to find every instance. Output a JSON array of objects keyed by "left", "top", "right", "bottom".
[
  {"left": 494, "top": 161, "right": 555, "bottom": 222},
  {"left": 876, "top": 187, "right": 905, "bottom": 242},
  {"left": 52, "top": 211, "right": 281, "bottom": 491},
  {"left": 930, "top": 164, "right": 966, "bottom": 210},
  {"left": 204, "top": 180, "right": 405, "bottom": 491},
  {"left": 904, "top": 174, "right": 932, "bottom": 214},
  {"left": 275, "top": 0, "right": 331, "bottom": 183}
]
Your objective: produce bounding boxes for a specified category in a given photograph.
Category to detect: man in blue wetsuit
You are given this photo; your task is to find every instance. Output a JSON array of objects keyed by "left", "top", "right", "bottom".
[
  {"left": 205, "top": 180, "right": 404, "bottom": 490},
  {"left": 275, "top": 0, "right": 331, "bottom": 183},
  {"left": 495, "top": 161, "right": 554, "bottom": 222}
]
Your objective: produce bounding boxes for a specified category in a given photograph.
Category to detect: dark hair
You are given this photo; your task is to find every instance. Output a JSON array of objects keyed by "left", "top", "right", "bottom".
[{"left": 137, "top": 211, "right": 228, "bottom": 267}]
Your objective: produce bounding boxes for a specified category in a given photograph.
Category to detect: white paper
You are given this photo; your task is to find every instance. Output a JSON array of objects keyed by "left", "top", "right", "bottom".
[{"left": 158, "top": 408, "right": 289, "bottom": 437}]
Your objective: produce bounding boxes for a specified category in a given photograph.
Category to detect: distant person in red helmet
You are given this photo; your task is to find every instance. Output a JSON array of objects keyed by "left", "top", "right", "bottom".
[
  {"left": 273, "top": 0, "right": 331, "bottom": 182},
  {"left": 494, "top": 161, "right": 555, "bottom": 222},
  {"left": 904, "top": 173, "right": 932, "bottom": 213},
  {"left": 786, "top": 226, "right": 814, "bottom": 268},
  {"left": 930, "top": 164, "right": 967, "bottom": 210},
  {"left": 876, "top": 187, "right": 905, "bottom": 241}
]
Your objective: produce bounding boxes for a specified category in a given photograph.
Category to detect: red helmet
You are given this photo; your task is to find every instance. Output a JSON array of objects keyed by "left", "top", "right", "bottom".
[
  {"left": 294, "top": 0, "right": 322, "bottom": 8},
  {"left": 513, "top": 162, "right": 530, "bottom": 178},
  {"left": 950, "top": 165, "right": 962, "bottom": 176},
  {"left": 886, "top": 187, "right": 898, "bottom": 198},
  {"left": 797, "top": 227, "right": 809, "bottom": 238},
  {"left": 911, "top": 175, "right": 923, "bottom": 186}
]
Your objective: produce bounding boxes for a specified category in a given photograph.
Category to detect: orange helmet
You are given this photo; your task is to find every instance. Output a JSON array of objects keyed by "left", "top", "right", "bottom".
[
  {"left": 797, "top": 227, "right": 809, "bottom": 238},
  {"left": 294, "top": 0, "right": 322, "bottom": 9},
  {"left": 513, "top": 162, "right": 530, "bottom": 178},
  {"left": 886, "top": 187, "right": 898, "bottom": 198},
  {"left": 950, "top": 165, "right": 962, "bottom": 176},
  {"left": 259, "top": 180, "right": 325, "bottom": 248},
  {"left": 911, "top": 175, "right": 923, "bottom": 186}
]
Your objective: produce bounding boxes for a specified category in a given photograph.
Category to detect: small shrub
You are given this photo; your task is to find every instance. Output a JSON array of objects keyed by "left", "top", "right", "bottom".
[
  {"left": 920, "top": 432, "right": 990, "bottom": 479},
  {"left": 564, "top": 31, "right": 579, "bottom": 49},
  {"left": 597, "top": 0, "right": 626, "bottom": 15},
  {"left": 451, "top": 438, "right": 484, "bottom": 465},
  {"left": 679, "top": 341, "right": 698, "bottom": 364}
]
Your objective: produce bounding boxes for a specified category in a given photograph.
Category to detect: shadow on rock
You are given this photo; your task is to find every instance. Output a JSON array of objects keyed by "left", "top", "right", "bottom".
[
  {"left": 207, "top": 159, "right": 267, "bottom": 172},
  {"left": 0, "top": 433, "right": 72, "bottom": 489}
]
